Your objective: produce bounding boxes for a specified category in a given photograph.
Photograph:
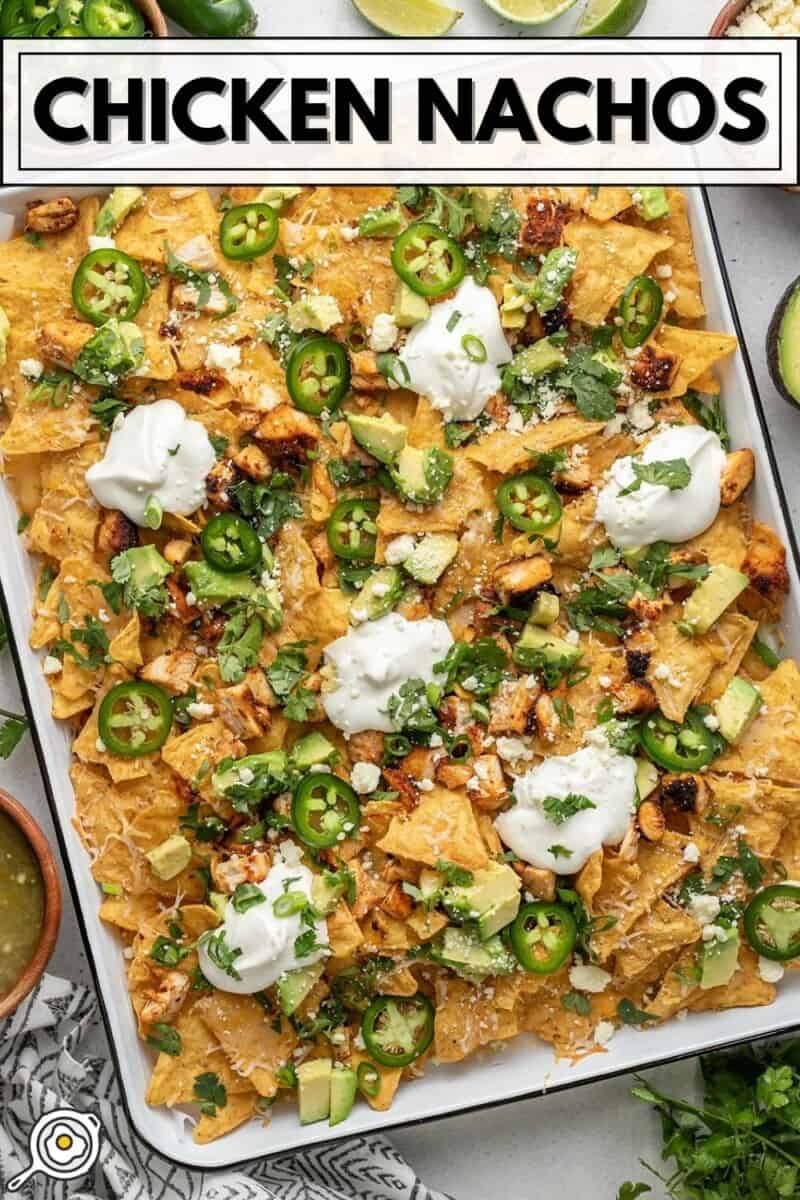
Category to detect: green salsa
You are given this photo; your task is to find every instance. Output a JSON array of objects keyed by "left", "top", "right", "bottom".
[{"left": 0, "top": 809, "right": 44, "bottom": 999}]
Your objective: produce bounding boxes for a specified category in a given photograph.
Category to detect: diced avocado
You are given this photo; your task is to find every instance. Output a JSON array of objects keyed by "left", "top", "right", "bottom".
[
  {"left": 714, "top": 676, "right": 762, "bottom": 745},
  {"left": 418, "top": 867, "right": 444, "bottom": 904},
  {"left": 442, "top": 862, "right": 521, "bottom": 940},
  {"left": 0, "top": 305, "right": 9, "bottom": 368},
  {"left": 329, "top": 1066, "right": 358, "bottom": 1127},
  {"left": 635, "top": 757, "right": 659, "bottom": 802},
  {"left": 74, "top": 318, "right": 144, "bottom": 387},
  {"left": 120, "top": 544, "right": 172, "bottom": 590},
  {"left": 311, "top": 872, "right": 345, "bottom": 916},
  {"left": 768, "top": 276, "right": 800, "bottom": 408},
  {"left": 145, "top": 834, "right": 191, "bottom": 881},
  {"left": 429, "top": 926, "right": 517, "bottom": 982},
  {"left": 500, "top": 282, "right": 528, "bottom": 331},
  {"left": 468, "top": 186, "right": 503, "bottom": 231},
  {"left": 350, "top": 566, "right": 403, "bottom": 624},
  {"left": 404, "top": 533, "right": 458, "bottom": 585},
  {"left": 389, "top": 445, "right": 453, "bottom": 506},
  {"left": 297, "top": 1058, "right": 332, "bottom": 1124},
  {"left": 212, "top": 750, "right": 288, "bottom": 796},
  {"left": 682, "top": 564, "right": 748, "bottom": 635},
  {"left": 347, "top": 412, "right": 407, "bottom": 465},
  {"left": 256, "top": 185, "right": 302, "bottom": 209},
  {"left": 287, "top": 293, "right": 342, "bottom": 335},
  {"left": 509, "top": 338, "right": 567, "bottom": 381},
  {"left": 513, "top": 623, "right": 583, "bottom": 671},
  {"left": 277, "top": 962, "right": 326, "bottom": 1015},
  {"left": 633, "top": 186, "right": 670, "bottom": 222},
  {"left": 184, "top": 560, "right": 257, "bottom": 606},
  {"left": 393, "top": 280, "right": 430, "bottom": 329},
  {"left": 95, "top": 186, "right": 144, "bottom": 235},
  {"left": 358, "top": 203, "right": 404, "bottom": 238},
  {"left": 699, "top": 925, "right": 740, "bottom": 991},
  {"left": 529, "top": 592, "right": 559, "bottom": 627},
  {"left": 292, "top": 731, "right": 336, "bottom": 769},
  {"left": 209, "top": 891, "right": 228, "bottom": 921}
]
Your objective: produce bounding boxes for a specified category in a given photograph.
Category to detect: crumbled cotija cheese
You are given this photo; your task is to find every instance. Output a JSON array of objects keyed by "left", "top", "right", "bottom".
[{"left": 726, "top": 0, "right": 800, "bottom": 35}]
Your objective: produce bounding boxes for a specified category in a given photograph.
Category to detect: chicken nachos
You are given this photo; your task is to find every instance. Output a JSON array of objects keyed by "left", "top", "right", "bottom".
[{"left": 1, "top": 184, "right": 798, "bottom": 1144}]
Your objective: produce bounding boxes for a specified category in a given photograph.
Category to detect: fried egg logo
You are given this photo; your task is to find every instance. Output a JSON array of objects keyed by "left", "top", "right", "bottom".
[{"left": 7, "top": 1108, "right": 101, "bottom": 1192}]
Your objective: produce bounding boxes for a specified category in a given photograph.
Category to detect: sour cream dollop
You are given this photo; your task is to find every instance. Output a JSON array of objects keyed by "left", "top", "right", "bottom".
[
  {"left": 398, "top": 276, "right": 512, "bottom": 422},
  {"left": 198, "top": 861, "right": 328, "bottom": 995},
  {"left": 595, "top": 425, "right": 726, "bottom": 550},
  {"left": 86, "top": 398, "right": 216, "bottom": 526},
  {"left": 494, "top": 735, "right": 637, "bottom": 873},
  {"left": 321, "top": 611, "right": 453, "bottom": 735}
]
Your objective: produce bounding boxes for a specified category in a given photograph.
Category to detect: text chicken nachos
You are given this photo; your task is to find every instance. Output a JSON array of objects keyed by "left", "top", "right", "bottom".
[{"left": 1, "top": 184, "right": 799, "bottom": 1144}]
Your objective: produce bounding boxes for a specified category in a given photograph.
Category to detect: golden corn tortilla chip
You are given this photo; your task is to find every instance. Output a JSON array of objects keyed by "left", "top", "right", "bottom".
[
  {"left": 377, "top": 785, "right": 489, "bottom": 870},
  {"left": 146, "top": 1007, "right": 254, "bottom": 1108},
  {"left": 115, "top": 186, "right": 220, "bottom": 265},
  {"left": 195, "top": 991, "right": 297, "bottom": 1098},
  {"left": 73, "top": 672, "right": 155, "bottom": 783},
  {"left": 99, "top": 892, "right": 161, "bottom": 932},
  {"left": 583, "top": 186, "right": 633, "bottom": 223},
  {"left": 0, "top": 396, "right": 97, "bottom": 456},
  {"left": 626, "top": 606, "right": 716, "bottom": 724},
  {"left": 193, "top": 1091, "right": 260, "bottom": 1145},
  {"left": 378, "top": 456, "right": 491, "bottom": 536},
  {"left": 692, "top": 774, "right": 800, "bottom": 869},
  {"left": 681, "top": 500, "right": 748, "bottom": 572},
  {"left": 434, "top": 975, "right": 518, "bottom": 1063},
  {"left": 108, "top": 612, "right": 143, "bottom": 671},
  {"left": 349, "top": 1049, "right": 402, "bottom": 1111},
  {"left": 651, "top": 325, "right": 738, "bottom": 400},
  {"left": 646, "top": 189, "right": 705, "bottom": 320},
  {"left": 713, "top": 660, "right": 800, "bottom": 785},
  {"left": 161, "top": 719, "right": 244, "bottom": 784},
  {"left": 327, "top": 900, "right": 364, "bottom": 962},
  {"left": 563, "top": 218, "right": 673, "bottom": 325},
  {"left": 688, "top": 946, "right": 776, "bottom": 1014},
  {"left": 699, "top": 613, "right": 758, "bottom": 703},
  {"left": 466, "top": 417, "right": 606, "bottom": 476},
  {"left": 614, "top": 900, "right": 701, "bottom": 984}
]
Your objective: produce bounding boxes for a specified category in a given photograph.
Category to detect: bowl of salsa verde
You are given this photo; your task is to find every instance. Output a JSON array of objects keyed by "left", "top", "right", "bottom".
[{"left": 0, "top": 790, "right": 61, "bottom": 1021}]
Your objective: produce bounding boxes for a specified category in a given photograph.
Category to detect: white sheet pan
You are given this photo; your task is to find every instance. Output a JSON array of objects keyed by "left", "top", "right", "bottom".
[{"left": 0, "top": 185, "right": 798, "bottom": 1169}]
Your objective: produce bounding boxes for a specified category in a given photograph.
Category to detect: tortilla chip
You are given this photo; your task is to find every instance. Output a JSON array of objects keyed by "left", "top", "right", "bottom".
[
  {"left": 434, "top": 975, "right": 518, "bottom": 1063},
  {"left": 146, "top": 1006, "right": 253, "bottom": 1108},
  {"left": 350, "top": 1050, "right": 402, "bottom": 1111},
  {"left": 378, "top": 455, "right": 491, "bottom": 536},
  {"left": 161, "top": 719, "right": 244, "bottom": 785},
  {"left": 193, "top": 1091, "right": 260, "bottom": 1144},
  {"left": 467, "top": 417, "right": 605, "bottom": 475},
  {"left": 583, "top": 187, "right": 633, "bottom": 223},
  {"left": 73, "top": 673, "right": 155, "bottom": 783},
  {"left": 195, "top": 991, "right": 297, "bottom": 1098},
  {"left": 563, "top": 219, "right": 673, "bottom": 325},
  {"left": 651, "top": 325, "right": 738, "bottom": 400},
  {"left": 713, "top": 660, "right": 800, "bottom": 785},
  {"left": 108, "top": 612, "right": 143, "bottom": 671},
  {"left": 327, "top": 901, "right": 364, "bottom": 962},
  {"left": 614, "top": 900, "right": 700, "bottom": 984},
  {"left": 698, "top": 612, "right": 758, "bottom": 703},
  {"left": 682, "top": 501, "right": 749, "bottom": 572},
  {"left": 688, "top": 946, "right": 775, "bottom": 1013},
  {"left": 377, "top": 786, "right": 489, "bottom": 870},
  {"left": 648, "top": 189, "right": 705, "bottom": 320}
]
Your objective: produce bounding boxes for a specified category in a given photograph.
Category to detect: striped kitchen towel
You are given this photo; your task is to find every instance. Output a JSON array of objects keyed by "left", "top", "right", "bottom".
[{"left": 0, "top": 973, "right": 452, "bottom": 1200}]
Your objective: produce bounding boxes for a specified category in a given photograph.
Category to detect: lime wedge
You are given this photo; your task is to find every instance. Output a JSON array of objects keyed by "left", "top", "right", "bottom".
[
  {"left": 351, "top": 0, "right": 462, "bottom": 35},
  {"left": 480, "top": 0, "right": 578, "bottom": 23},
  {"left": 575, "top": 0, "right": 647, "bottom": 35}
]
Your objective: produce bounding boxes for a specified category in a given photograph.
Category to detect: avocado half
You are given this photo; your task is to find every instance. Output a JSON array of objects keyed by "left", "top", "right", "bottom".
[{"left": 767, "top": 275, "right": 800, "bottom": 408}]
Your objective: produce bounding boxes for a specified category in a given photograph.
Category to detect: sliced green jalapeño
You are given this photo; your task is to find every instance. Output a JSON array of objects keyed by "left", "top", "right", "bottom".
[
  {"left": 361, "top": 993, "right": 434, "bottom": 1068},
  {"left": 326, "top": 498, "right": 379, "bottom": 562},
  {"left": 510, "top": 901, "right": 577, "bottom": 975},
  {"left": 286, "top": 336, "right": 350, "bottom": 415},
  {"left": 391, "top": 222, "right": 466, "bottom": 299},
  {"left": 98, "top": 681, "right": 173, "bottom": 758},
  {"left": 496, "top": 472, "right": 562, "bottom": 534},
  {"left": 291, "top": 772, "right": 360, "bottom": 850}
]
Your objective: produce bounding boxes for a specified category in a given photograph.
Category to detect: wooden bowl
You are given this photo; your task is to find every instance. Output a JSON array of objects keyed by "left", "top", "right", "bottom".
[
  {"left": 709, "top": 0, "right": 750, "bottom": 34},
  {"left": 135, "top": 0, "right": 168, "bottom": 36},
  {"left": 0, "top": 789, "right": 62, "bottom": 1022}
]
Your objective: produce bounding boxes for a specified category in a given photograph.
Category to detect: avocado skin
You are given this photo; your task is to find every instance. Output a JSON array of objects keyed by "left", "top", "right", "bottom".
[{"left": 767, "top": 275, "right": 800, "bottom": 408}]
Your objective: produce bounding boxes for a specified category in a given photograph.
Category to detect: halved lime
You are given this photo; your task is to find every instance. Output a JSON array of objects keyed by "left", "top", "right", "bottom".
[
  {"left": 351, "top": 0, "right": 462, "bottom": 35},
  {"left": 575, "top": 0, "right": 647, "bottom": 35},
  {"left": 480, "top": 0, "right": 578, "bottom": 23}
]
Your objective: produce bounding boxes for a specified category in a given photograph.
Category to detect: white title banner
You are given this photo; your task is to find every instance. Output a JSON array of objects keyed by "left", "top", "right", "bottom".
[{"left": 3, "top": 38, "right": 798, "bottom": 184}]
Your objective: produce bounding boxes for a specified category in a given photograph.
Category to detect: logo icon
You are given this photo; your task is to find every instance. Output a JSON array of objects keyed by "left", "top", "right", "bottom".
[{"left": 7, "top": 1107, "right": 101, "bottom": 1192}]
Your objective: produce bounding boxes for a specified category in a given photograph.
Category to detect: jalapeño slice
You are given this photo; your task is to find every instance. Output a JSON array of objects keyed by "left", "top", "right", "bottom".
[
  {"left": 201, "top": 512, "right": 262, "bottom": 574},
  {"left": 619, "top": 275, "right": 663, "bottom": 349},
  {"left": 496, "top": 473, "right": 562, "bottom": 534},
  {"left": 744, "top": 885, "right": 800, "bottom": 962},
  {"left": 81, "top": 0, "right": 144, "bottom": 34},
  {"left": 326, "top": 497, "right": 379, "bottom": 562},
  {"left": 361, "top": 993, "right": 434, "bottom": 1068},
  {"left": 640, "top": 708, "right": 722, "bottom": 772},
  {"left": 391, "top": 222, "right": 466, "bottom": 299},
  {"left": 98, "top": 681, "right": 173, "bottom": 758},
  {"left": 23, "top": 0, "right": 57, "bottom": 20},
  {"left": 219, "top": 203, "right": 279, "bottom": 261},
  {"left": 510, "top": 901, "right": 577, "bottom": 975},
  {"left": 286, "top": 336, "right": 350, "bottom": 416},
  {"left": 291, "top": 772, "right": 360, "bottom": 850},
  {"left": 72, "top": 248, "right": 146, "bottom": 326}
]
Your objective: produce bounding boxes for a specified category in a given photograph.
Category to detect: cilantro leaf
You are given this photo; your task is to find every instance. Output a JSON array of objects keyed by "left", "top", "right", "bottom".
[
  {"left": 146, "top": 1023, "right": 182, "bottom": 1057},
  {"left": 217, "top": 612, "right": 264, "bottom": 685},
  {"left": 0, "top": 711, "right": 28, "bottom": 759},
  {"left": 683, "top": 388, "right": 730, "bottom": 450},
  {"left": 193, "top": 1071, "right": 227, "bottom": 1117},
  {"left": 543, "top": 793, "right": 596, "bottom": 825},
  {"left": 548, "top": 844, "right": 572, "bottom": 860},
  {"left": 165, "top": 247, "right": 238, "bottom": 320},
  {"left": 387, "top": 678, "right": 442, "bottom": 740},
  {"left": 556, "top": 347, "right": 619, "bottom": 421},
  {"left": 618, "top": 457, "right": 691, "bottom": 497},
  {"left": 230, "top": 474, "right": 303, "bottom": 541}
]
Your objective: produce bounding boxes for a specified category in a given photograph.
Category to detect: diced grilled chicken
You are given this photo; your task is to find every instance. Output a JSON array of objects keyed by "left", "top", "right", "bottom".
[
  {"left": 399, "top": 746, "right": 441, "bottom": 781},
  {"left": 217, "top": 679, "right": 271, "bottom": 739},
  {"left": 348, "top": 730, "right": 385, "bottom": 765},
  {"left": 743, "top": 521, "right": 790, "bottom": 597},
  {"left": 256, "top": 403, "right": 320, "bottom": 461},
  {"left": 492, "top": 556, "right": 553, "bottom": 603},
  {"left": 468, "top": 754, "right": 509, "bottom": 810},
  {"left": 172, "top": 283, "right": 231, "bottom": 315},
  {"left": 534, "top": 692, "right": 559, "bottom": 742},
  {"left": 211, "top": 849, "right": 270, "bottom": 894},
  {"left": 637, "top": 799, "right": 666, "bottom": 842},
  {"left": 381, "top": 767, "right": 419, "bottom": 810},
  {"left": 38, "top": 319, "right": 93, "bottom": 369},
  {"left": 205, "top": 458, "right": 238, "bottom": 510},
  {"left": 140, "top": 970, "right": 190, "bottom": 1025},
  {"left": 95, "top": 509, "right": 138, "bottom": 556},
  {"left": 140, "top": 650, "right": 198, "bottom": 694},
  {"left": 232, "top": 443, "right": 271, "bottom": 481},
  {"left": 625, "top": 649, "right": 651, "bottom": 679},
  {"left": 661, "top": 773, "right": 700, "bottom": 813},
  {"left": 618, "top": 824, "right": 640, "bottom": 862},
  {"left": 489, "top": 677, "right": 540, "bottom": 736},
  {"left": 176, "top": 368, "right": 227, "bottom": 396},
  {"left": 523, "top": 196, "right": 570, "bottom": 248},
  {"left": 513, "top": 862, "right": 556, "bottom": 900},
  {"left": 629, "top": 344, "right": 679, "bottom": 392},
  {"left": 350, "top": 350, "right": 388, "bottom": 393},
  {"left": 163, "top": 539, "right": 193, "bottom": 566},
  {"left": 611, "top": 678, "right": 658, "bottom": 716},
  {"left": 173, "top": 235, "right": 218, "bottom": 272},
  {"left": 25, "top": 197, "right": 79, "bottom": 234},
  {"left": 720, "top": 449, "right": 755, "bottom": 506},
  {"left": 165, "top": 577, "right": 199, "bottom": 624},
  {"left": 435, "top": 760, "right": 473, "bottom": 789},
  {"left": 379, "top": 882, "right": 414, "bottom": 920},
  {"left": 627, "top": 591, "right": 669, "bottom": 622},
  {"left": 553, "top": 458, "right": 592, "bottom": 494}
]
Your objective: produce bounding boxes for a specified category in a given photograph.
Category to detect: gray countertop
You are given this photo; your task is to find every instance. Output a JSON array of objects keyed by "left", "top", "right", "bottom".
[{"left": 2, "top": 183, "right": 800, "bottom": 1197}]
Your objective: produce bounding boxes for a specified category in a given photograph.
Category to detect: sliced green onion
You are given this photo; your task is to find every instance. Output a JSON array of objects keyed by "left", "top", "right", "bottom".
[
  {"left": 376, "top": 352, "right": 411, "bottom": 387},
  {"left": 446, "top": 309, "right": 462, "bottom": 333},
  {"left": 461, "top": 334, "right": 487, "bottom": 363},
  {"left": 357, "top": 1060, "right": 381, "bottom": 1097},
  {"left": 143, "top": 494, "right": 163, "bottom": 530},
  {"left": 752, "top": 636, "right": 781, "bottom": 670},
  {"left": 272, "top": 890, "right": 307, "bottom": 918}
]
